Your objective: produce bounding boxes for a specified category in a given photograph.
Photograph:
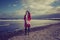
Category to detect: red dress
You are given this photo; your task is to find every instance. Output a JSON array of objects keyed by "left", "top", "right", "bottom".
[
  {"left": 24, "top": 15, "right": 27, "bottom": 27},
  {"left": 24, "top": 11, "right": 31, "bottom": 27}
]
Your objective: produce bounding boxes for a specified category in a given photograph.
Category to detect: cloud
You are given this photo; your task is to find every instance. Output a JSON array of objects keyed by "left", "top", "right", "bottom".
[
  {"left": 51, "top": 0, "right": 60, "bottom": 7},
  {"left": 0, "top": 0, "right": 60, "bottom": 19},
  {"left": 13, "top": 0, "right": 60, "bottom": 17},
  {"left": 13, "top": 4, "right": 17, "bottom": 7},
  {"left": 15, "top": 9, "right": 26, "bottom": 16}
]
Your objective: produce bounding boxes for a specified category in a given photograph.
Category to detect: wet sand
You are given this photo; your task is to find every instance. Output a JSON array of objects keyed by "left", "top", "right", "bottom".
[{"left": 0, "top": 23, "right": 60, "bottom": 40}]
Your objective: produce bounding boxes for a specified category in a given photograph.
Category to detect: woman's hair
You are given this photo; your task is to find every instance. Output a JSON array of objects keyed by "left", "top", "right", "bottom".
[{"left": 26, "top": 10, "right": 31, "bottom": 20}]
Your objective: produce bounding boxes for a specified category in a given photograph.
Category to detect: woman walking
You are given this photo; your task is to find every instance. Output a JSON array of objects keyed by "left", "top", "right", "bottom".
[{"left": 24, "top": 10, "right": 31, "bottom": 35}]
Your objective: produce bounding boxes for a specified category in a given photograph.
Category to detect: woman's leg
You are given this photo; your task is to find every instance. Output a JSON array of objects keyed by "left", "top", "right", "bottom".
[
  {"left": 28, "top": 27, "right": 30, "bottom": 34},
  {"left": 25, "top": 27, "right": 27, "bottom": 35},
  {"left": 28, "top": 24, "right": 30, "bottom": 35}
]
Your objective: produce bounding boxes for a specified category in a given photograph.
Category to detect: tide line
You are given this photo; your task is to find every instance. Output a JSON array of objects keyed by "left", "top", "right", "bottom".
[
  {"left": 0, "top": 24, "right": 10, "bottom": 26},
  {"left": 0, "top": 20, "right": 23, "bottom": 21}
]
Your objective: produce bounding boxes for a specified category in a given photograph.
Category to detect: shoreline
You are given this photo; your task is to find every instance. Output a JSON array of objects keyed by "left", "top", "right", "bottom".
[{"left": 0, "top": 23, "right": 60, "bottom": 40}]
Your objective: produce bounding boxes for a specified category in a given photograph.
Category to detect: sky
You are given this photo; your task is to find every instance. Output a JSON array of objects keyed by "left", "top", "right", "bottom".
[{"left": 0, "top": 0, "right": 60, "bottom": 19}]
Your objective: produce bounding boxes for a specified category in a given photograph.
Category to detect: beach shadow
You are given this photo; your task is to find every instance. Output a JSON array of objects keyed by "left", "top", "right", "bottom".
[
  {"left": 0, "top": 29, "right": 24, "bottom": 40},
  {"left": 0, "top": 23, "right": 60, "bottom": 40}
]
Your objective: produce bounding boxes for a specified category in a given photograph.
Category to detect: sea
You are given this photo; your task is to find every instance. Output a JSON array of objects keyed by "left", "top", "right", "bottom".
[{"left": 0, "top": 19, "right": 60, "bottom": 33}]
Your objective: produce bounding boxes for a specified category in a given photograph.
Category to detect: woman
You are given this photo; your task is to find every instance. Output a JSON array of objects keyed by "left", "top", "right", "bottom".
[{"left": 24, "top": 10, "right": 31, "bottom": 35}]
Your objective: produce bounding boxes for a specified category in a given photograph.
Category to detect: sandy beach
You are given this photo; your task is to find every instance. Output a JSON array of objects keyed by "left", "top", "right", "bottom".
[{"left": 0, "top": 23, "right": 60, "bottom": 40}]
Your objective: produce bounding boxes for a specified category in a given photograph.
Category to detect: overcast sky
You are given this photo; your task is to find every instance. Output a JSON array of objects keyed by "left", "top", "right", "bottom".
[{"left": 0, "top": 0, "right": 60, "bottom": 18}]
